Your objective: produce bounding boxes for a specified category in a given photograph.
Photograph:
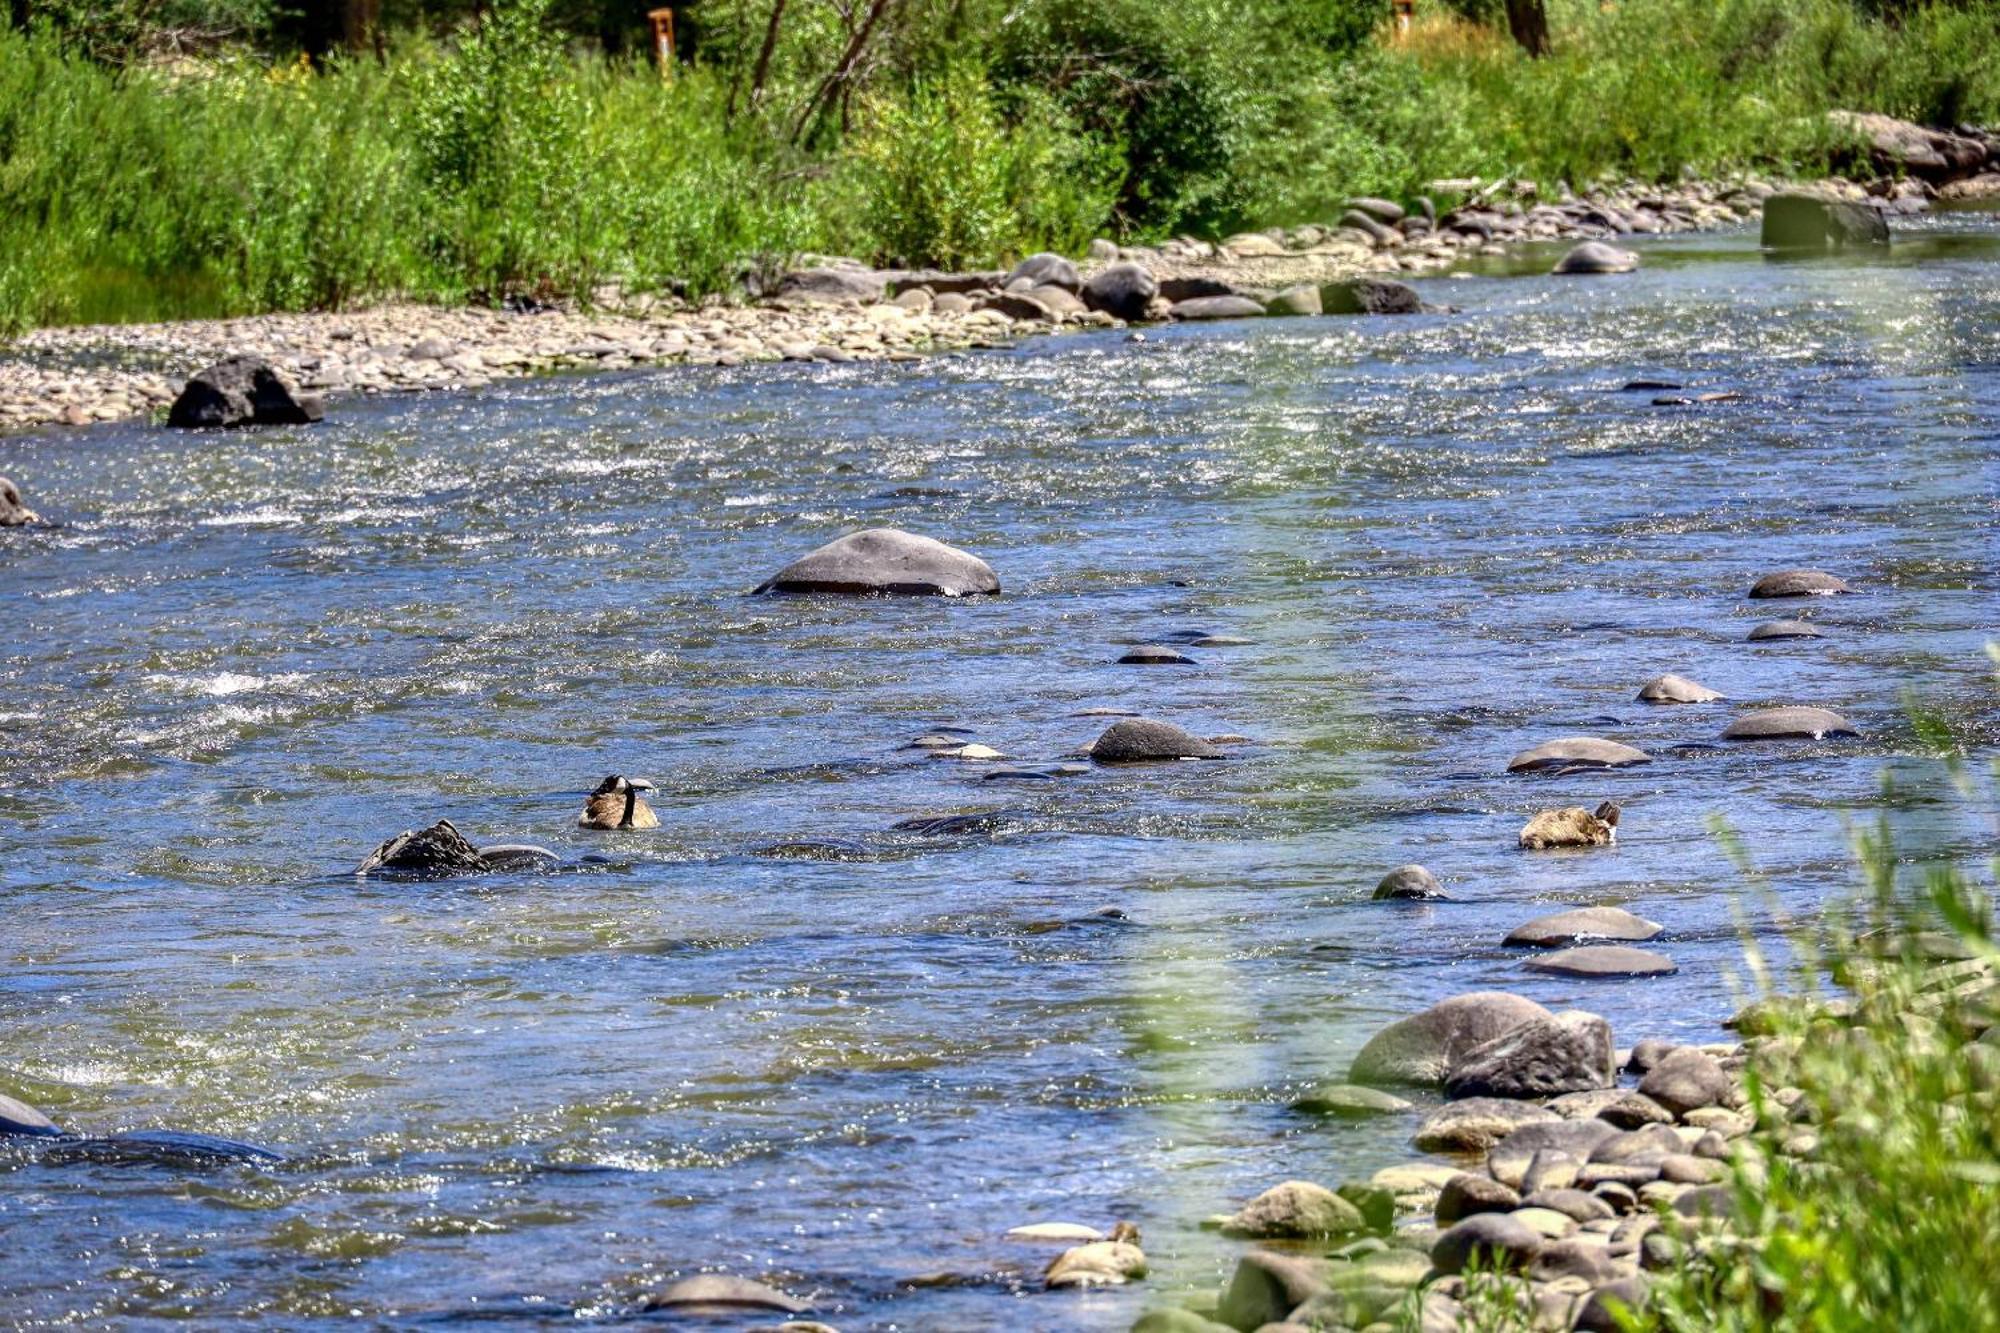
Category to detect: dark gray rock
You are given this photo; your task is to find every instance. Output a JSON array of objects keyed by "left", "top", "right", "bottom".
[
  {"left": 1636, "top": 1046, "right": 1736, "bottom": 1115},
  {"left": 1525, "top": 945, "right": 1678, "bottom": 979},
  {"left": 642, "top": 1274, "right": 808, "bottom": 1314},
  {"left": 1322, "top": 277, "right": 1424, "bottom": 315},
  {"left": 980, "top": 291, "right": 1054, "bottom": 322},
  {"left": 1747, "top": 618, "right": 1823, "bottom": 641},
  {"left": 1338, "top": 209, "right": 1397, "bottom": 245},
  {"left": 1762, "top": 192, "right": 1890, "bottom": 250},
  {"left": 1637, "top": 673, "right": 1725, "bottom": 704},
  {"left": 1443, "top": 1010, "right": 1615, "bottom": 1100},
  {"left": 1217, "top": 1251, "right": 1332, "bottom": 1330},
  {"left": 1589, "top": 1124, "right": 1685, "bottom": 1164},
  {"left": 1374, "top": 864, "right": 1448, "bottom": 901},
  {"left": 1553, "top": 242, "right": 1639, "bottom": 274},
  {"left": 1156, "top": 276, "right": 1242, "bottom": 302},
  {"left": 1435, "top": 1172, "right": 1520, "bottom": 1224},
  {"left": 883, "top": 268, "right": 1008, "bottom": 296},
  {"left": 1118, "top": 645, "right": 1196, "bottom": 665},
  {"left": 1594, "top": 1091, "right": 1674, "bottom": 1129},
  {"left": 1006, "top": 252, "right": 1081, "bottom": 292},
  {"left": 1671, "top": 1185, "right": 1737, "bottom": 1221},
  {"left": 1522, "top": 1188, "right": 1614, "bottom": 1223},
  {"left": 1088, "top": 718, "right": 1223, "bottom": 763},
  {"left": 1488, "top": 1120, "right": 1620, "bottom": 1187},
  {"left": 1350, "top": 992, "right": 1554, "bottom": 1086},
  {"left": 1503, "top": 907, "right": 1661, "bottom": 948},
  {"left": 774, "top": 266, "right": 886, "bottom": 304},
  {"left": 167, "top": 355, "right": 325, "bottom": 429},
  {"left": 1431, "top": 1213, "right": 1543, "bottom": 1275},
  {"left": 755, "top": 528, "right": 998, "bottom": 597},
  {"left": 1414, "top": 1098, "right": 1558, "bottom": 1153},
  {"left": 1170, "top": 295, "right": 1267, "bottom": 321},
  {"left": 1722, "top": 706, "right": 1857, "bottom": 740},
  {"left": 1081, "top": 263, "right": 1160, "bottom": 321},
  {"left": 0, "top": 476, "right": 40, "bottom": 527},
  {"left": 1507, "top": 737, "right": 1651, "bottom": 772},
  {"left": 0, "top": 1091, "right": 60, "bottom": 1137},
  {"left": 1749, "top": 568, "right": 1851, "bottom": 598},
  {"left": 1574, "top": 1276, "right": 1650, "bottom": 1332}
]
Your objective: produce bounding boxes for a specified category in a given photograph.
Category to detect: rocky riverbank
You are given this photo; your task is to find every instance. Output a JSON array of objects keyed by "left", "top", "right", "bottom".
[{"left": 0, "top": 175, "right": 1841, "bottom": 438}]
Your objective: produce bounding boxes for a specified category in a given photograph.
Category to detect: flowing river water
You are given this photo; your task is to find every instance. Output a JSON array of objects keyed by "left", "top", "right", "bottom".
[{"left": 2, "top": 214, "right": 1998, "bottom": 1330}]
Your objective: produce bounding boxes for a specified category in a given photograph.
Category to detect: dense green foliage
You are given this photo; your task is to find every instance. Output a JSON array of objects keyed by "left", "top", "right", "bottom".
[{"left": 2, "top": 0, "right": 1999, "bottom": 333}]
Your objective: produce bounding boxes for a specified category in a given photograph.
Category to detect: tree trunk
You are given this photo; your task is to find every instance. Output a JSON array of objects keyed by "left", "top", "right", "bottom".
[
  {"left": 1505, "top": 0, "right": 1548, "bottom": 57},
  {"left": 341, "top": 0, "right": 380, "bottom": 53},
  {"left": 748, "top": 0, "right": 788, "bottom": 108},
  {"left": 10, "top": 0, "right": 29, "bottom": 33},
  {"left": 790, "top": 0, "right": 893, "bottom": 144}
]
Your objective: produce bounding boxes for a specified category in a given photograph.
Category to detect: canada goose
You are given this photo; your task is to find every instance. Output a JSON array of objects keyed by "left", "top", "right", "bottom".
[
  {"left": 1519, "top": 800, "right": 1620, "bottom": 850},
  {"left": 579, "top": 775, "right": 658, "bottom": 830},
  {"left": 0, "top": 476, "right": 40, "bottom": 527}
]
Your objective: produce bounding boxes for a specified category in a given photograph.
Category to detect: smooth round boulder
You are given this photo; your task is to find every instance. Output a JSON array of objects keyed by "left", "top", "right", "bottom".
[
  {"left": 1006, "top": 1222, "right": 1103, "bottom": 1243},
  {"left": 1637, "top": 673, "right": 1724, "bottom": 704},
  {"left": 1373, "top": 863, "right": 1448, "bottom": 901},
  {"left": 1265, "top": 284, "right": 1322, "bottom": 316},
  {"left": 1435, "top": 1173, "right": 1520, "bottom": 1224},
  {"left": 1118, "top": 645, "right": 1196, "bottom": 666},
  {"left": 1088, "top": 718, "right": 1223, "bottom": 763},
  {"left": 1747, "top": 619, "right": 1822, "bottom": 641},
  {"left": 1506, "top": 737, "right": 1651, "bottom": 772},
  {"left": 1289, "top": 1083, "right": 1413, "bottom": 1118},
  {"left": 1636, "top": 1046, "right": 1736, "bottom": 1116},
  {"left": 1006, "top": 252, "right": 1081, "bottom": 293},
  {"left": 1487, "top": 1120, "right": 1621, "bottom": 1189},
  {"left": 1321, "top": 277, "right": 1424, "bottom": 315},
  {"left": 1503, "top": 906, "right": 1661, "bottom": 948},
  {"left": 1431, "top": 1213, "right": 1544, "bottom": 1275},
  {"left": 0, "top": 476, "right": 41, "bottom": 527},
  {"left": 1414, "top": 1098, "right": 1559, "bottom": 1153},
  {"left": 1351, "top": 992, "right": 1553, "bottom": 1086},
  {"left": 1220, "top": 1180, "right": 1364, "bottom": 1239},
  {"left": 643, "top": 1275, "right": 808, "bottom": 1315},
  {"left": 1081, "top": 263, "right": 1159, "bottom": 321},
  {"left": 0, "top": 1091, "right": 60, "bottom": 1137},
  {"left": 1443, "top": 1011, "right": 1616, "bottom": 1100},
  {"left": 1170, "top": 294, "right": 1267, "bottom": 321},
  {"left": 1721, "top": 706, "right": 1857, "bottom": 740},
  {"left": 1748, "top": 569, "right": 1850, "bottom": 598},
  {"left": 1553, "top": 242, "right": 1640, "bottom": 274},
  {"left": 1523, "top": 946, "right": 1678, "bottom": 979},
  {"left": 753, "top": 528, "right": 999, "bottom": 597},
  {"left": 1044, "top": 1238, "right": 1146, "bottom": 1288}
]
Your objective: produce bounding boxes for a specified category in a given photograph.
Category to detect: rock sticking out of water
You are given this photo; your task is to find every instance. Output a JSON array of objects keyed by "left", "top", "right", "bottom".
[
  {"left": 1045, "top": 1237, "right": 1146, "bottom": 1289},
  {"left": 1289, "top": 1083, "right": 1414, "bottom": 1118},
  {"left": 0, "top": 476, "right": 41, "bottom": 527},
  {"left": 1219, "top": 1180, "right": 1364, "bottom": 1239},
  {"left": 1007, "top": 1222, "right": 1104, "bottom": 1243},
  {"left": 1504, "top": 906, "right": 1661, "bottom": 947},
  {"left": 1746, "top": 618, "right": 1823, "bottom": 641},
  {"left": 1118, "top": 645, "right": 1196, "bottom": 665},
  {"left": 1170, "top": 295, "right": 1267, "bottom": 321},
  {"left": 1321, "top": 277, "right": 1424, "bottom": 315},
  {"left": 1761, "top": 192, "right": 1890, "bottom": 251},
  {"left": 0, "top": 1091, "right": 60, "bottom": 1137},
  {"left": 1373, "top": 863, "right": 1448, "bottom": 900},
  {"left": 1350, "top": 992, "right": 1554, "bottom": 1086},
  {"left": 1637, "top": 673, "right": 1724, "bottom": 704},
  {"left": 1552, "top": 242, "right": 1639, "bottom": 275},
  {"left": 1443, "top": 1011, "right": 1616, "bottom": 1101},
  {"left": 1506, "top": 738, "right": 1651, "bottom": 772},
  {"left": 755, "top": 527, "right": 999, "bottom": 597},
  {"left": 642, "top": 1274, "right": 810, "bottom": 1315},
  {"left": 167, "top": 354, "right": 325, "bottom": 429},
  {"left": 1523, "top": 945, "right": 1678, "bottom": 979},
  {"left": 1748, "top": 569, "right": 1851, "bottom": 598},
  {"left": 1721, "top": 705, "right": 1858, "bottom": 740},
  {"left": 1087, "top": 718, "right": 1223, "bottom": 763}
]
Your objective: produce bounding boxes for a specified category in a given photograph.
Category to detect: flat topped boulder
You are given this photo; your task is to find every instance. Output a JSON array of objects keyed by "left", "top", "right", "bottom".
[
  {"left": 1762, "top": 192, "right": 1889, "bottom": 250},
  {"left": 1507, "top": 737, "right": 1651, "bottom": 772},
  {"left": 1504, "top": 906, "right": 1661, "bottom": 948},
  {"left": 0, "top": 476, "right": 41, "bottom": 527},
  {"left": 643, "top": 1275, "right": 808, "bottom": 1314},
  {"left": 1170, "top": 295, "right": 1267, "bottom": 321},
  {"left": 1, "top": 1091, "right": 61, "bottom": 1137},
  {"left": 1088, "top": 718, "right": 1223, "bottom": 763},
  {"left": 1747, "top": 618, "right": 1822, "bottom": 641},
  {"left": 1322, "top": 277, "right": 1424, "bottom": 315},
  {"left": 1350, "top": 991, "right": 1554, "bottom": 1086},
  {"left": 1637, "top": 673, "right": 1724, "bottom": 704},
  {"left": 1373, "top": 863, "right": 1448, "bottom": 901},
  {"left": 1006, "top": 252, "right": 1081, "bottom": 293},
  {"left": 1415, "top": 1097, "right": 1558, "bottom": 1153},
  {"left": 754, "top": 528, "right": 999, "bottom": 597},
  {"left": 774, "top": 266, "right": 886, "bottom": 304},
  {"left": 1553, "top": 242, "right": 1639, "bottom": 275},
  {"left": 1748, "top": 569, "right": 1851, "bottom": 598},
  {"left": 1722, "top": 705, "right": 1857, "bottom": 740},
  {"left": 1524, "top": 945, "right": 1678, "bottom": 978}
]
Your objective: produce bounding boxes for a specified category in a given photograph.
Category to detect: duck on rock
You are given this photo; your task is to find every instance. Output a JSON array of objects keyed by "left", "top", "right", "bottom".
[
  {"left": 1519, "top": 801, "right": 1620, "bottom": 850},
  {"left": 578, "top": 775, "right": 659, "bottom": 830}
]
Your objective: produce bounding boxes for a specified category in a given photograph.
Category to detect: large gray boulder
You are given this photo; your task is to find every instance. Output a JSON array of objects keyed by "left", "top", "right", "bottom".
[
  {"left": 754, "top": 528, "right": 999, "bottom": 597},
  {"left": 1830, "top": 110, "right": 1988, "bottom": 181},
  {"left": 1431, "top": 1213, "right": 1543, "bottom": 1275},
  {"left": 1722, "top": 706, "right": 1857, "bottom": 740},
  {"left": 1350, "top": 992, "right": 1554, "bottom": 1086},
  {"left": 167, "top": 354, "right": 325, "bottom": 429},
  {"left": 1, "top": 1091, "right": 61, "bottom": 1137},
  {"left": 1170, "top": 295, "right": 1267, "bottom": 321},
  {"left": 1507, "top": 737, "right": 1651, "bottom": 772},
  {"left": 1553, "top": 241, "right": 1640, "bottom": 274},
  {"left": 1503, "top": 906, "right": 1661, "bottom": 948},
  {"left": 1088, "top": 718, "right": 1223, "bottom": 763},
  {"left": 641, "top": 1274, "right": 808, "bottom": 1315},
  {"left": 0, "top": 476, "right": 40, "bottom": 527},
  {"left": 1762, "top": 192, "right": 1889, "bottom": 250},
  {"left": 1217, "top": 1251, "right": 1333, "bottom": 1331},
  {"left": 1487, "top": 1119, "right": 1621, "bottom": 1188},
  {"left": 774, "top": 266, "right": 886, "bottom": 304},
  {"left": 1414, "top": 1097, "right": 1558, "bottom": 1153},
  {"left": 1007, "top": 252, "right": 1082, "bottom": 292},
  {"left": 1636, "top": 1046, "right": 1736, "bottom": 1116},
  {"left": 1749, "top": 568, "right": 1851, "bottom": 598},
  {"left": 1637, "top": 673, "right": 1724, "bottom": 704},
  {"left": 1524, "top": 945, "right": 1678, "bottom": 978},
  {"left": 1373, "top": 864, "right": 1447, "bottom": 901},
  {"left": 1443, "top": 1010, "right": 1615, "bottom": 1100},
  {"left": 1321, "top": 277, "right": 1423, "bottom": 315},
  {"left": 1219, "top": 1180, "right": 1365, "bottom": 1239},
  {"left": 1081, "top": 263, "right": 1159, "bottom": 321}
]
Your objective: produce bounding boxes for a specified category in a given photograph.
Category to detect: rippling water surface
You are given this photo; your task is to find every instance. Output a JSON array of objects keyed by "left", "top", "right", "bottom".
[{"left": 3, "top": 217, "right": 1998, "bottom": 1330}]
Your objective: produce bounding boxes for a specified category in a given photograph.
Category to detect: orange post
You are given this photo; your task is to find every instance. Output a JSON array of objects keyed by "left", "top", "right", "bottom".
[{"left": 648, "top": 7, "right": 675, "bottom": 77}]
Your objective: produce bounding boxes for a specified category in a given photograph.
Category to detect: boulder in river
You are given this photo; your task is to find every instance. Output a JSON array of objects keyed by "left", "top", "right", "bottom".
[
  {"left": 1117, "top": 645, "right": 1196, "bottom": 665},
  {"left": 1761, "top": 192, "right": 1889, "bottom": 250},
  {"left": 1350, "top": 991, "right": 1554, "bottom": 1086},
  {"left": 1503, "top": 906, "right": 1660, "bottom": 947},
  {"left": 1748, "top": 568, "right": 1851, "bottom": 598},
  {"left": 1265, "top": 284, "right": 1323, "bottom": 316},
  {"left": 1006, "top": 252, "right": 1081, "bottom": 293},
  {"left": 1321, "top": 277, "right": 1424, "bottom": 315},
  {"left": 1414, "top": 1097, "right": 1558, "bottom": 1152},
  {"left": 1, "top": 1091, "right": 60, "bottom": 1137},
  {"left": 1088, "top": 718, "right": 1223, "bottom": 763},
  {"left": 1443, "top": 1010, "right": 1616, "bottom": 1100},
  {"left": 1169, "top": 295, "right": 1267, "bottom": 321},
  {"left": 1045, "top": 1237, "right": 1146, "bottom": 1288},
  {"left": 1722, "top": 705, "right": 1857, "bottom": 740},
  {"left": 0, "top": 476, "right": 41, "bottom": 527},
  {"left": 1220, "top": 1180, "right": 1364, "bottom": 1239},
  {"left": 1081, "top": 264, "right": 1159, "bottom": 321},
  {"left": 1290, "top": 1083, "right": 1413, "bottom": 1118},
  {"left": 1553, "top": 242, "right": 1639, "bottom": 274},
  {"left": 1524, "top": 945, "right": 1678, "bottom": 979},
  {"left": 1747, "top": 618, "right": 1822, "bottom": 641},
  {"left": 356, "top": 819, "right": 556, "bottom": 879},
  {"left": 1373, "top": 863, "right": 1448, "bottom": 900},
  {"left": 1636, "top": 1046, "right": 1736, "bottom": 1116},
  {"left": 167, "top": 354, "right": 325, "bottom": 429},
  {"left": 643, "top": 1274, "right": 808, "bottom": 1315},
  {"left": 774, "top": 266, "right": 886, "bottom": 304},
  {"left": 1637, "top": 673, "right": 1724, "bottom": 704},
  {"left": 1518, "top": 801, "right": 1619, "bottom": 850},
  {"left": 1507, "top": 737, "right": 1651, "bottom": 772},
  {"left": 754, "top": 528, "right": 999, "bottom": 597}
]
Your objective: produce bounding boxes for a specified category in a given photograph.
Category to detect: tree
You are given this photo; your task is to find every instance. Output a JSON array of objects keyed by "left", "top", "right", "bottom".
[{"left": 1505, "top": 0, "right": 1546, "bottom": 57}]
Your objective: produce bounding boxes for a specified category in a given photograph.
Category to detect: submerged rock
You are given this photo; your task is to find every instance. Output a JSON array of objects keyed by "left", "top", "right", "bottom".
[
  {"left": 1722, "top": 705, "right": 1857, "bottom": 740},
  {"left": 643, "top": 1274, "right": 809, "bottom": 1315},
  {"left": 1637, "top": 673, "right": 1724, "bottom": 704},
  {"left": 1289, "top": 1083, "right": 1414, "bottom": 1118},
  {"left": 1761, "top": 191, "right": 1890, "bottom": 250},
  {"left": 1553, "top": 242, "right": 1639, "bottom": 274},
  {"left": 356, "top": 819, "right": 554, "bottom": 879},
  {"left": 1321, "top": 277, "right": 1424, "bottom": 315},
  {"left": 0, "top": 1091, "right": 61, "bottom": 1137},
  {"left": 1519, "top": 802, "right": 1619, "bottom": 850},
  {"left": 1373, "top": 863, "right": 1448, "bottom": 900},
  {"left": 1748, "top": 568, "right": 1851, "bottom": 598},
  {"left": 1524, "top": 945, "right": 1678, "bottom": 978},
  {"left": 1082, "top": 264, "right": 1159, "bottom": 321},
  {"left": 1118, "top": 645, "right": 1196, "bottom": 665},
  {"left": 41, "top": 1130, "right": 283, "bottom": 1167},
  {"left": 167, "top": 354, "right": 325, "bottom": 429},
  {"left": 1350, "top": 992, "right": 1554, "bottom": 1086},
  {"left": 1508, "top": 738, "right": 1651, "bottom": 772},
  {"left": 1747, "top": 618, "right": 1823, "bottom": 641},
  {"left": 754, "top": 528, "right": 999, "bottom": 597},
  {"left": 1088, "top": 718, "right": 1223, "bottom": 763},
  {"left": 0, "top": 476, "right": 41, "bottom": 527},
  {"left": 1444, "top": 1011, "right": 1616, "bottom": 1100},
  {"left": 1504, "top": 906, "right": 1660, "bottom": 947}
]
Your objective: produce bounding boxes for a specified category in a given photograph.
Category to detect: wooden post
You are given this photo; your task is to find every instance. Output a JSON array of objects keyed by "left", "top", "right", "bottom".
[{"left": 648, "top": 7, "right": 675, "bottom": 78}]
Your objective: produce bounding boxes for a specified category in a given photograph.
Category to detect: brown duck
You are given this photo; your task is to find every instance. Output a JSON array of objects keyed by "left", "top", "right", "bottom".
[
  {"left": 1519, "top": 800, "right": 1620, "bottom": 850},
  {"left": 578, "top": 775, "right": 659, "bottom": 830}
]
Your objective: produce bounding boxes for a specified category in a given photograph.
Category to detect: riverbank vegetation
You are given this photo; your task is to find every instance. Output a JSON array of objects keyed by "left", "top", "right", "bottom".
[{"left": 2, "top": 0, "right": 1999, "bottom": 332}]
